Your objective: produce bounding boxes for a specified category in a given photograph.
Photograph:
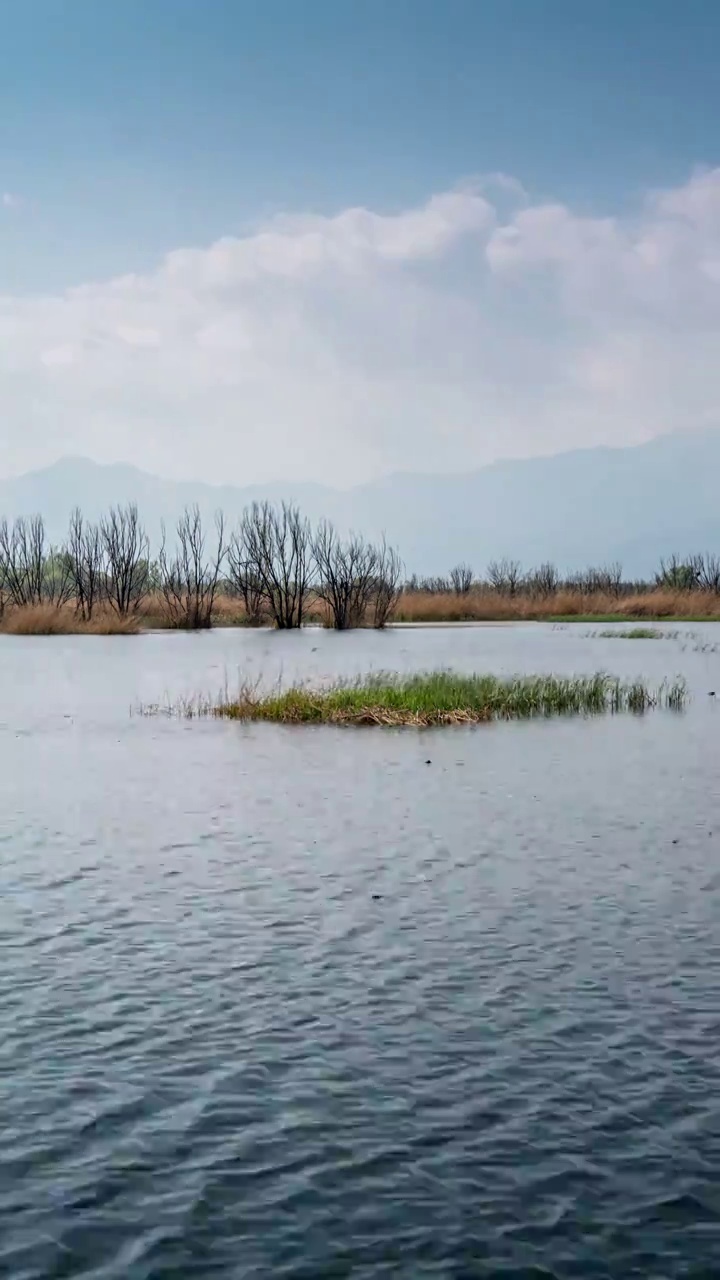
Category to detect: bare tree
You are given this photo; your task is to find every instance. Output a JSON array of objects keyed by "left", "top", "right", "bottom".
[
  {"left": 605, "top": 561, "right": 624, "bottom": 597},
  {"left": 226, "top": 527, "right": 267, "bottom": 625},
  {"left": 67, "top": 508, "right": 104, "bottom": 620},
  {"left": 525, "top": 562, "right": 559, "bottom": 597},
  {"left": 573, "top": 562, "right": 624, "bottom": 596},
  {"left": 157, "top": 507, "right": 226, "bottom": 629},
  {"left": 0, "top": 516, "right": 41, "bottom": 605},
  {"left": 0, "top": 515, "right": 71, "bottom": 607},
  {"left": 655, "top": 552, "right": 720, "bottom": 593},
  {"left": 240, "top": 501, "right": 312, "bottom": 629},
  {"left": 487, "top": 558, "right": 522, "bottom": 597},
  {"left": 691, "top": 553, "right": 720, "bottom": 593},
  {"left": 449, "top": 562, "right": 473, "bottom": 595},
  {"left": 100, "top": 504, "right": 150, "bottom": 615},
  {"left": 656, "top": 554, "right": 697, "bottom": 591},
  {"left": 405, "top": 574, "right": 449, "bottom": 594},
  {"left": 313, "top": 521, "right": 380, "bottom": 629},
  {"left": 372, "top": 541, "right": 403, "bottom": 629}
]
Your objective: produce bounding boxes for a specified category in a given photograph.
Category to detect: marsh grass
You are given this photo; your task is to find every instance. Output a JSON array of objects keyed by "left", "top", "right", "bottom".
[
  {"left": 5, "top": 587, "right": 720, "bottom": 635},
  {"left": 396, "top": 588, "right": 720, "bottom": 624},
  {"left": 1, "top": 603, "right": 140, "bottom": 635},
  {"left": 592, "top": 627, "right": 672, "bottom": 640},
  {"left": 586, "top": 626, "right": 720, "bottom": 655},
  {"left": 140, "top": 671, "right": 688, "bottom": 726}
]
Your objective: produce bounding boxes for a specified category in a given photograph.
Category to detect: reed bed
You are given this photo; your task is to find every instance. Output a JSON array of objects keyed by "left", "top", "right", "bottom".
[
  {"left": 5, "top": 585, "right": 720, "bottom": 636},
  {"left": 394, "top": 588, "right": 720, "bottom": 624},
  {"left": 0, "top": 593, "right": 328, "bottom": 635},
  {"left": 140, "top": 671, "right": 688, "bottom": 726},
  {"left": 0, "top": 603, "right": 141, "bottom": 635}
]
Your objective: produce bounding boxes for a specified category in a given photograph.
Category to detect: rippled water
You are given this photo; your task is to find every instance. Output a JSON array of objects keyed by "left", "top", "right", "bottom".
[{"left": 2, "top": 623, "right": 720, "bottom": 1277}]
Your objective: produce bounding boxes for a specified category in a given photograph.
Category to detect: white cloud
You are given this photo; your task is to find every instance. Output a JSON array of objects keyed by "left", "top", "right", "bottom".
[
  {"left": 40, "top": 344, "right": 78, "bottom": 368},
  {"left": 2, "top": 171, "right": 720, "bottom": 483},
  {"left": 2, "top": 192, "right": 22, "bottom": 210}
]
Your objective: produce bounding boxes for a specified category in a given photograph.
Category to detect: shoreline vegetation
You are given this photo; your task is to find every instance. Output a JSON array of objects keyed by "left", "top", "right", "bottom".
[
  {"left": 140, "top": 672, "right": 688, "bottom": 726},
  {"left": 4, "top": 592, "right": 720, "bottom": 636},
  {"left": 2, "top": 503, "right": 720, "bottom": 635}
]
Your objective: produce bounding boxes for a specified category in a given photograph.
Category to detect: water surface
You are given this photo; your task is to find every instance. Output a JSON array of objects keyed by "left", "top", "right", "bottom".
[{"left": 1, "top": 623, "right": 719, "bottom": 1277}]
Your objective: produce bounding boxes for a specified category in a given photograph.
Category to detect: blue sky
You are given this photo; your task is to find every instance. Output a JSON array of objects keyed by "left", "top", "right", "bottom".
[
  {"left": 3, "top": 0, "right": 718, "bottom": 288},
  {"left": 2, "top": 0, "right": 720, "bottom": 482}
]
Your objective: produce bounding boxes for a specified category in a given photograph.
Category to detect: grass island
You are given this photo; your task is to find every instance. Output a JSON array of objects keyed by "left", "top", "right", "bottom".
[{"left": 142, "top": 671, "right": 688, "bottom": 726}]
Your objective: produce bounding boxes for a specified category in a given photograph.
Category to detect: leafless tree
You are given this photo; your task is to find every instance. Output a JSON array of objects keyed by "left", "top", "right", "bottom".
[
  {"left": 572, "top": 562, "right": 624, "bottom": 596},
  {"left": 67, "top": 508, "right": 104, "bottom": 620},
  {"left": 525, "top": 562, "right": 559, "bottom": 597},
  {"left": 691, "top": 553, "right": 720, "bottom": 593},
  {"left": 101, "top": 504, "right": 150, "bottom": 615},
  {"left": 605, "top": 561, "right": 624, "bottom": 596},
  {"left": 226, "top": 527, "right": 267, "bottom": 625},
  {"left": 656, "top": 554, "right": 697, "bottom": 591},
  {"left": 0, "top": 516, "right": 40, "bottom": 605},
  {"left": 312, "top": 521, "right": 380, "bottom": 629},
  {"left": 0, "top": 514, "right": 71, "bottom": 606},
  {"left": 405, "top": 574, "right": 449, "bottom": 594},
  {"left": 449, "top": 562, "right": 473, "bottom": 595},
  {"left": 157, "top": 506, "right": 226, "bottom": 629},
  {"left": 487, "top": 558, "right": 522, "bottom": 596},
  {"left": 654, "top": 553, "right": 720, "bottom": 593},
  {"left": 372, "top": 541, "right": 403, "bottom": 629},
  {"left": 240, "top": 501, "right": 312, "bottom": 629}
]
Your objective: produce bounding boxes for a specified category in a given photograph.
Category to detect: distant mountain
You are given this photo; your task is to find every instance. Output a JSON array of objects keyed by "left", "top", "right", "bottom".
[{"left": 2, "top": 430, "right": 720, "bottom": 578}]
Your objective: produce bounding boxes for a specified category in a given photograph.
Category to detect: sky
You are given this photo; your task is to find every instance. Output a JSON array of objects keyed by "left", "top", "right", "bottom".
[{"left": 2, "top": 0, "right": 720, "bottom": 485}]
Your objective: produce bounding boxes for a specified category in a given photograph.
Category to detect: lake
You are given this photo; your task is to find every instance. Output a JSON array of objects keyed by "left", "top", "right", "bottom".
[{"left": 1, "top": 622, "right": 719, "bottom": 1277}]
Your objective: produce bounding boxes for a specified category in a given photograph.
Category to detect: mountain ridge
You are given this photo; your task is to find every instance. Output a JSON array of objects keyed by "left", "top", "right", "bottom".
[{"left": 1, "top": 429, "right": 719, "bottom": 577}]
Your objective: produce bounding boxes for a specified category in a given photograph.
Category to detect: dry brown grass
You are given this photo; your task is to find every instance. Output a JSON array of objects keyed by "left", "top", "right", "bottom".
[
  {"left": 0, "top": 592, "right": 329, "bottom": 635},
  {"left": 0, "top": 603, "right": 141, "bottom": 635},
  {"left": 394, "top": 587, "right": 720, "bottom": 623},
  {"left": 4, "top": 587, "right": 720, "bottom": 636},
  {"left": 139, "top": 590, "right": 330, "bottom": 629}
]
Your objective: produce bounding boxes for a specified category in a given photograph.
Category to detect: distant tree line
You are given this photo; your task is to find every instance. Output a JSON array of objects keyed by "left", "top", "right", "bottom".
[
  {"left": 0, "top": 503, "right": 403, "bottom": 630},
  {"left": 407, "top": 552, "right": 720, "bottom": 597},
  {"left": 3, "top": 502, "right": 719, "bottom": 632}
]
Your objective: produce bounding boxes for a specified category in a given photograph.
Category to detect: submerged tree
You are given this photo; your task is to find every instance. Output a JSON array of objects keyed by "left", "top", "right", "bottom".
[
  {"left": 157, "top": 506, "right": 226, "bottom": 629},
  {"left": 226, "top": 526, "right": 267, "bottom": 625},
  {"left": 240, "top": 501, "right": 312, "bottom": 629},
  {"left": 312, "top": 521, "right": 380, "bottom": 629},
  {"left": 372, "top": 541, "right": 403, "bottom": 629}
]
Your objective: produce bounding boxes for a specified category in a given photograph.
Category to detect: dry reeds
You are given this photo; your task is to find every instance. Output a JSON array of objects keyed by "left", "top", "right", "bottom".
[
  {"left": 394, "top": 587, "right": 720, "bottom": 624},
  {"left": 0, "top": 603, "right": 140, "bottom": 635},
  {"left": 5, "top": 585, "right": 720, "bottom": 636}
]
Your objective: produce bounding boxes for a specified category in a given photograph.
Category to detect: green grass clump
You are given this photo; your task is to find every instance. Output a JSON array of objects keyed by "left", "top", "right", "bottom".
[
  {"left": 142, "top": 670, "right": 687, "bottom": 725},
  {"left": 594, "top": 627, "right": 668, "bottom": 640}
]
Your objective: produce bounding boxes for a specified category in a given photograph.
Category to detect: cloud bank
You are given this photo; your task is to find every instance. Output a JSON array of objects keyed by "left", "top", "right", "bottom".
[{"left": 2, "top": 170, "right": 720, "bottom": 483}]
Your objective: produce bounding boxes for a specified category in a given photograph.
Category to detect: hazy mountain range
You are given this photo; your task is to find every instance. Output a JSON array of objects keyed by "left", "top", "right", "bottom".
[{"left": 1, "top": 429, "right": 719, "bottom": 578}]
